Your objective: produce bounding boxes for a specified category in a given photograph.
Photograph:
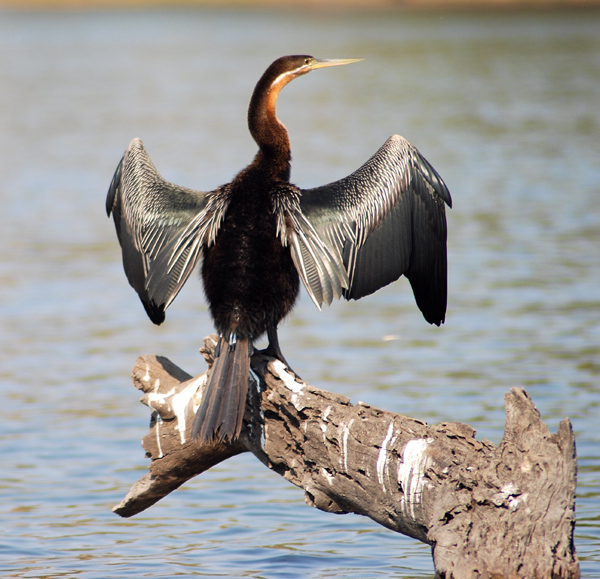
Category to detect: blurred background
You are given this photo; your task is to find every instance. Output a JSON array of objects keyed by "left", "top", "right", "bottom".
[{"left": 0, "top": 4, "right": 599, "bottom": 578}]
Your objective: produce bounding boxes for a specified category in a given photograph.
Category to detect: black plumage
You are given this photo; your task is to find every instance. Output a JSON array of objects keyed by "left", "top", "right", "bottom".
[{"left": 106, "top": 55, "right": 452, "bottom": 444}]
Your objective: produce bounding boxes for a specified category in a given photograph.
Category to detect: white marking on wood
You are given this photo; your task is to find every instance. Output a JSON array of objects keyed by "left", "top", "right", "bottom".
[
  {"left": 144, "top": 375, "right": 205, "bottom": 445},
  {"left": 492, "top": 482, "right": 524, "bottom": 510},
  {"left": 501, "top": 482, "right": 520, "bottom": 496},
  {"left": 271, "top": 360, "right": 304, "bottom": 393},
  {"left": 509, "top": 492, "right": 528, "bottom": 512},
  {"left": 154, "top": 414, "right": 164, "bottom": 458},
  {"left": 377, "top": 422, "right": 395, "bottom": 491},
  {"left": 145, "top": 391, "right": 170, "bottom": 459},
  {"left": 249, "top": 369, "right": 265, "bottom": 450},
  {"left": 340, "top": 419, "right": 354, "bottom": 473},
  {"left": 397, "top": 438, "right": 433, "bottom": 518},
  {"left": 320, "top": 406, "right": 332, "bottom": 434},
  {"left": 321, "top": 468, "right": 335, "bottom": 486},
  {"left": 271, "top": 361, "right": 305, "bottom": 410},
  {"left": 143, "top": 364, "right": 151, "bottom": 382},
  {"left": 172, "top": 376, "right": 205, "bottom": 444},
  {"left": 509, "top": 496, "right": 521, "bottom": 511},
  {"left": 191, "top": 375, "right": 206, "bottom": 413}
]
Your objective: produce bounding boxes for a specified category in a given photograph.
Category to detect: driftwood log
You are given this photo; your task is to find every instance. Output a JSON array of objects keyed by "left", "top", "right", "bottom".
[{"left": 114, "top": 335, "right": 579, "bottom": 579}]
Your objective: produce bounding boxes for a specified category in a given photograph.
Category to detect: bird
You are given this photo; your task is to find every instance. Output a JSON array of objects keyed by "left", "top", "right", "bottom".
[{"left": 106, "top": 55, "right": 452, "bottom": 445}]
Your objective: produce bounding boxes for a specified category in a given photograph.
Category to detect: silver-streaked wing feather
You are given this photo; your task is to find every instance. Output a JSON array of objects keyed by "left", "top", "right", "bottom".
[
  {"left": 297, "top": 134, "right": 452, "bottom": 325},
  {"left": 274, "top": 187, "right": 349, "bottom": 311},
  {"left": 106, "top": 138, "right": 211, "bottom": 324}
]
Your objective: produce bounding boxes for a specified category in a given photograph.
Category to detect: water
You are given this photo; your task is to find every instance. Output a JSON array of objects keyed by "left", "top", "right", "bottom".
[{"left": 0, "top": 7, "right": 599, "bottom": 578}]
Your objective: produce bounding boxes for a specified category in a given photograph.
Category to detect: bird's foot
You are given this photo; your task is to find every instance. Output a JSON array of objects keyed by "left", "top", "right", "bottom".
[{"left": 257, "top": 345, "right": 301, "bottom": 380}]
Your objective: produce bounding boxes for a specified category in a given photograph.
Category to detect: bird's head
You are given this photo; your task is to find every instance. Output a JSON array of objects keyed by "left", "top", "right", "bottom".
[
  {"left": 248, "top": 55, "right": 362, "bottom": 158},
  {"left": 266, "top": 55, "right": 363, "bottom": 86}
]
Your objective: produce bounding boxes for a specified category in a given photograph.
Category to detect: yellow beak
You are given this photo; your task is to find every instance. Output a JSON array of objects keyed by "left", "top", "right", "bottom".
[{"left": 309, "top": 58, "right": 364, "bottom": 70}]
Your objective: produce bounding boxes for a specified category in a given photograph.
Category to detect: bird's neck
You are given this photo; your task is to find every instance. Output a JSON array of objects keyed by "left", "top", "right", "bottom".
[{"left": 248, "top": 73, "right": 292, "bottom": 181}]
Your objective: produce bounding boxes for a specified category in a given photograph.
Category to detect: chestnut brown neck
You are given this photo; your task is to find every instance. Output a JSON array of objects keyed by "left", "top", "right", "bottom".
[{"left": 247, "top": 66, "right": 297, "bottom": 180}]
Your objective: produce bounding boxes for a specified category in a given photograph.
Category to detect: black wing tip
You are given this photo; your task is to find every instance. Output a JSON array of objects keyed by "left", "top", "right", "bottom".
[
  {"left": 420, "top": 288, "right": 447, "bottom": 327},
  {"left": 142, "top": 299, "right": 166, "bottom": 325},
  {"left": 413, "top": 283, "right": 447, "bottom": 327},
  {"left": 425, "top": 313, "right": 445, "bottom": 326}
]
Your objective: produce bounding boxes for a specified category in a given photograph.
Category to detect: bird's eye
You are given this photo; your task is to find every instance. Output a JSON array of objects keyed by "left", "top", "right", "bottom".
[{"left": 304, "top": 58, "right": 311, "bottom": 65}]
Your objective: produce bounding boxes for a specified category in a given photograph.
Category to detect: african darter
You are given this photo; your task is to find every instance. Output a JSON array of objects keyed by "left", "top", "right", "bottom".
[{"left": 106, "top": 55, "right": 452, "bottom": 444}]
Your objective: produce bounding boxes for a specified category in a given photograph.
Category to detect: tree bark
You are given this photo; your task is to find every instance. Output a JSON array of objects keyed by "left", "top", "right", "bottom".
[{"left": 113, "top": 335, "right": 579, "bottom": 579}]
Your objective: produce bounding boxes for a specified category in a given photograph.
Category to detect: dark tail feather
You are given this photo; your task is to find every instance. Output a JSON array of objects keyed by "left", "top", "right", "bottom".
[{"left": 191, "top": 336, "right": 251, "bottom": 444}]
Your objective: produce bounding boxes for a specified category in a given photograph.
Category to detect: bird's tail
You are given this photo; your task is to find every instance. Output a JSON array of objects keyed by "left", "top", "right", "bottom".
[{"left": 191, "top": 335, "right": 251, "bottom": 444}]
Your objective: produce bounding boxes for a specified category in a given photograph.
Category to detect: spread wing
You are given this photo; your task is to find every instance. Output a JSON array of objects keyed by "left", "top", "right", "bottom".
[
  {"left": 296, "top": 135, "right": 452, "bottom": 325},
  {"left": 106, "top": 138, "right": 211, "bottom": 324}
]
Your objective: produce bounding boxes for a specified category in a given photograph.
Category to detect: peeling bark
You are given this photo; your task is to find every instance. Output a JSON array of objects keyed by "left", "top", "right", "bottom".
[{"left": 113, "top": 335, "right": 579, "bottom": 579}]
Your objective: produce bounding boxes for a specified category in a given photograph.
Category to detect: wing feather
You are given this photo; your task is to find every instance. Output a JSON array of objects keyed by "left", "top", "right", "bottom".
[
  {"left": 298, "top": 135, "right": 451, "bottom": 325},
  {"left": 287, "top": 211, "right": 348, "bottom": 309},
  {"left": 106, "top": 138, "right": 214, "bottom": 324}
]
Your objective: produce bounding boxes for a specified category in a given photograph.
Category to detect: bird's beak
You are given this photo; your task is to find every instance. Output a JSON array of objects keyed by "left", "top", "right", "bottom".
[{"left": 310, "top": 58, "right": 364, "bottom": 70}]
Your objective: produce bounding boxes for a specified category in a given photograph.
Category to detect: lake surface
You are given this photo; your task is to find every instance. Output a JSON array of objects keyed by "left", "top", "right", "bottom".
[{"left": 1, "top": 7, "right": 599, "bottom": 578}]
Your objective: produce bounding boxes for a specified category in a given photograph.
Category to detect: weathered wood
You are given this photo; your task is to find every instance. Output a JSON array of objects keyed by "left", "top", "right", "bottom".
[{"left": 113, "top": 335, "right": 579, "bottom": 579}]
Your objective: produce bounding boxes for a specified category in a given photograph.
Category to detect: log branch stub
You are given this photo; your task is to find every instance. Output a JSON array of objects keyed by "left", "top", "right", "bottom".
[
  {"left": 114, "top": 336, "right": 579, "bottom": 579},
  {"left": 112, "top": 346, "right": 245, "bottom": 517}
]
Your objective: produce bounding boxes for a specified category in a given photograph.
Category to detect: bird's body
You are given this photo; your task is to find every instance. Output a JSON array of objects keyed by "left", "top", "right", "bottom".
[
  {"left": 201, "top": 165, "right": 300, "bottom": 346},
  {"left": 107, "top": 55, "right": 452, "bottom": 445}
]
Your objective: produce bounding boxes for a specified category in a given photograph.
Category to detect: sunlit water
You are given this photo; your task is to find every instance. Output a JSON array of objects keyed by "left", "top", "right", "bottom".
[{"left": 0, "top": 7, "right": 599, "bottom": 578}]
